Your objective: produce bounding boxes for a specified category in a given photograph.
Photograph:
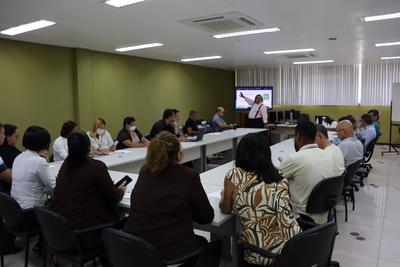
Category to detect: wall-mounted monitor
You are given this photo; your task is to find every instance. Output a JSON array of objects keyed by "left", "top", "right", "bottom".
[{"left": 235, "top": 86, "right": 273, "bottom": 110}]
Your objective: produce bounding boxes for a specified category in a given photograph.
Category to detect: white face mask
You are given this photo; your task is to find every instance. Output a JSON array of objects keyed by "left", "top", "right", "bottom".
[
  {"left": 97, "top": 128, "right": 105, "bottom": 135},
  {"left": 129, "top": 126, "right": 137, "bottom": 132}
]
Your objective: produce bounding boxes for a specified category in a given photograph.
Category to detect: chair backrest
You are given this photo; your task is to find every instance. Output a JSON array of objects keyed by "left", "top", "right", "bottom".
[
  {"left": 363, "top": 136, "right": 378, "bottom": 163},
  {"left": 0, "top": 192, "right": 24, "bottom": 231},
  {"left": 306, "top": 175, "right": 344, "bottom": 215},
  {"left": 34, "top": 207, "right": 78, "bottom": 252},
  {"left": 343, "top": 160, "right": 362, "bottom": 188},
  {"left": 277, "top": 221, "right": 337, "bottom": 267},
  {"left": 102, "top": 228, "right": 164, "bottom": 267}
]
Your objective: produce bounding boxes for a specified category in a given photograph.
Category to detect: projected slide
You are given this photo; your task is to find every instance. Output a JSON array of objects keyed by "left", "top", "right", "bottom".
[{"left": 235, "top": 86, "right": 273, "bottom": 110}]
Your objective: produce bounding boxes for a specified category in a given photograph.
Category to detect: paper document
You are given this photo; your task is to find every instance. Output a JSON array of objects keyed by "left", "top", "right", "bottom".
[
  {"left": 207, "top": 191, "right": 222, "bottom": 199},
  {"left": 116, "top": 150, "right": 132, "bottom": 154}
]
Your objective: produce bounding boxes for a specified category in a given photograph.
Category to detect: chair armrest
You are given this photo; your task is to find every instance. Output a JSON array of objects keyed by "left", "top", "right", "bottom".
[
  {"left": 237, "top": 240, "right": 279, "bottom": 259},
  {"left": 162, "top": 247, "right": 204, "bottom": 265},
  {"left": 75, "top": 223, "right": 114, "bottom": 235}
]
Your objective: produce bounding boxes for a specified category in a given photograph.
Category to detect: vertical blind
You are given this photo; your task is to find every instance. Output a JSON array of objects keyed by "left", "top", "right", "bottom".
[{"left": 236, "top": 61, "right": 400, "bottom": 106}]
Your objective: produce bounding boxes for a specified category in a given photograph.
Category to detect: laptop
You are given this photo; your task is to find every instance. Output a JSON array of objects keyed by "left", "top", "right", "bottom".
[{"left": 187, "top": 129, "right": 205, "bottom": 142}]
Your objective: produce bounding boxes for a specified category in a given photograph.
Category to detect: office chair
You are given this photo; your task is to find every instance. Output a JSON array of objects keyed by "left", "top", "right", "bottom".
[
  {"left": 102, "top": 228, "right": 221, "bottom": 267},
  {"left": 0, "top": 192, "right": 41, "bottom": 267},
  {"left": 35, "top": 207, "right": 113, "bottom": 267},
  {"left": 342, "top": 160, "right": 362, "bottom": 222},
  {"left": 237, "top": 221, "right": 338, "bottom": 267}
]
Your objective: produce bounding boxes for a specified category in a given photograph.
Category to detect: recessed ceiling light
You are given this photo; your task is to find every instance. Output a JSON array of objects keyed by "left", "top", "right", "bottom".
[
  {"left": 213, "top": 27, "right": 281, "bottom": 39},
  {"left": 115, "top": 43, "right": 163, "bottom": 52},
  {"left": 264, "top": 48, "right": 315, "bottom": 55},
  {"left": 105, "top": 0, "right": 147, "bottom": 8},
  {"left": 362, "top": 12, "right": 400, "bottom": 22},
  {"left": 293, "top": 60, "right": 334, "bottom": 65},
  {"left": 381, "top": 56, "right": 400, "bottom": 60},
  {"left": 0, "top": 20, "right": 56, "bottom": 36},
  {"left": 375, "top": 41, "right": 400, "bottom": 47},
  {"left": 181, "top": 56, "right": 222, "bottom": 62}
]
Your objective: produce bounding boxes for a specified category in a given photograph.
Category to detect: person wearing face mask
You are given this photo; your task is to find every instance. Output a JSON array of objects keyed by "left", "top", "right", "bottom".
[
  {"left": 116, "top": 116, "right": 150, "bottom": 150},
  {"left": 149, "top": 109, "right": 187, "bottom": 142},
  {"left": 87, "top": 118, "right": 115, "bottom": 153},
  {"left": 279, "top": 121, "right": 334, "bottom": 225},
  {"left": 240, "top": 93, "right": 268, "bottom": 128}
]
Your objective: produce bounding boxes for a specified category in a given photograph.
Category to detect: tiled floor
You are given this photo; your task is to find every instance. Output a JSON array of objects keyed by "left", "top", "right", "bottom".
[{"left": 3, "top": 145, "right": 400, "bottom": 266}]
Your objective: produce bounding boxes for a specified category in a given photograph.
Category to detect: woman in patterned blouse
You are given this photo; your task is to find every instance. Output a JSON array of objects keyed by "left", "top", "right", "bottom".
[{"left": 220, "top": 133, "right": 301, "bottom": 266}]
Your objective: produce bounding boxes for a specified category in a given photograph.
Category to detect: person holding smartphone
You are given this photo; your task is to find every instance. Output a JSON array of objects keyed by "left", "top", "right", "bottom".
[{"left": 50, "top": 131, "right": 127, "bottom": 249}]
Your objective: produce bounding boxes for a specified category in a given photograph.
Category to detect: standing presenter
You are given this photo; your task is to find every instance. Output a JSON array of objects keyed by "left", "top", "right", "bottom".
[{"left": 240, "top": 92, "right": 268, "bottom": 128}]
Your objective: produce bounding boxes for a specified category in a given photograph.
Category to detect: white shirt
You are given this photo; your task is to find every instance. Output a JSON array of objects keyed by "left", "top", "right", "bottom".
[
  {"left": 338, "top": 137, "right": 364, "bottom": 167},
  {"left": 279, "top": 144, "right": 334, "bottom": 224},
  {"left": 325, "top": 144, "right": 345, "bottom": 176},
  {"left": 87, "top": 130, "right": 114, "bottom": 150},
  {"left": 53, "top": 136, "right": 68, "bottom": 162},
  {"left": 244, "top": 97, "right": 268, "bottom": 123},
  {"left": 11, "top": 150, "right": 55, "bottom": 209}
]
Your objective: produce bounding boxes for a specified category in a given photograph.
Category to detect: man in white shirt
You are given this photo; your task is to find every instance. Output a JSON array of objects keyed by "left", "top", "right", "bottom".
[
  {"left": 315, "top": 124, "right": 345, "bottom": 176},
  {"left": 336, "top": 120, "right": 364, "bottom": 167},
  {"left": 280, "top": 121, "right": 334, "bottom": 224},
  {"left": 240, "top": 93, "right": 268, "bottom": 128}
]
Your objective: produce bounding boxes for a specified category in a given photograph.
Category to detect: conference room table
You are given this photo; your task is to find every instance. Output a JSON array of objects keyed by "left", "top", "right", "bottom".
[
  {"left": 48, "top": 128, "right": 266, "bottom": 173},
  {"left": 267, "top": 123, "right": 337, "bottom": 143}
]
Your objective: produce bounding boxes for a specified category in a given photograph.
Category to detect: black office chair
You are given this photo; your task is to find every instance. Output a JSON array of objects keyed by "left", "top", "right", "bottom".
[
  {"left": 353, "top": 135, "right": 380, "bottom": 187},
  {"left": 102, "top": 228, "right": 221, "bottom": 267},
  {"left": 0, "top": 192, "right": 40, "bottom": 267},
  {"left": 237, "top": 221, "right": 338, "bottom": 267},
  {"left": 304, "top": 175, "right": 345, "bottom": 224},
  {"left": 342, "top": 160, "right": 362, "bottom": 222},
  {"left": 35, "top": 207, "right": 113, "bottom": 267}
]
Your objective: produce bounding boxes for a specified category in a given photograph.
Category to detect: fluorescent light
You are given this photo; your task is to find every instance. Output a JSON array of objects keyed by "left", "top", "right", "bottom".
[
  {"left": 362, "top": 12, "right": 400, "bottom": 22},
  {"left": 381, "top": 56, "right": 400, "bottom": 60},
  {"left": 181, "top": 56, "right": 222, "bottom": 62},
  {"left": 375, "top": 41, "right": 400, "bottom": 47},
  {"left": 264, "top": 48, "right": 315, "bottom": 55},
  {"left": 213, "top": 27, "right": 281, "bottom": 39},
  {"left": 0, "top": 20, "right": 56, "bottom": 36},
  {"left": 293, "top": 60, "right": 334, "bottom": 65},
  {"left": 105, "top": 0, "right": 147, "bottom": 7},
  {"left": 116, "top": 43, "right": 163, "bottom": 52}
]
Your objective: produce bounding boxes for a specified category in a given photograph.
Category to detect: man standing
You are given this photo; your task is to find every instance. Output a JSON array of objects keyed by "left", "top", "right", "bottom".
[{"left": 240, "top": 93, "right": 268, "bottom": 128}]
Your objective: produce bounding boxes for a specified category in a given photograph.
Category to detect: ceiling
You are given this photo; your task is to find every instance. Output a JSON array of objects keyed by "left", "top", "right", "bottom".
[{"left": 1, "top": 0, "right": 400, "bottom": 69}]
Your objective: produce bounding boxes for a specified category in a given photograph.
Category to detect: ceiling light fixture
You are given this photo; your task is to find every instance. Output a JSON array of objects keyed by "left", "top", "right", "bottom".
[
  {"left": 362, "top": 12, "right": 400, "bottom": 22},
  {"left": 105, "top": 0, "right": 147, "bottom": 8},
  {"left": 381, "top": 56, "right": 400, "bottom": 60},
  {"left": 264, "top": 48, "right": 315, "bottom": 55},
  {"left": 0, "top": 20, "right": 56, "bottom": 36},
  {"left": 293, "top": 60, "right": 334, "bottom": 65},
  {"left": 375, "top": 41, "right": 400, "bottom": 47},
  {"left": 213, "top": 27, "right": 281, "bottom": 39},
  {"left": 181, "top": 56, "right": 222, "bottom": 62},
  {"left": 115, "top": 43, "right": 163, "bottom": 52}
]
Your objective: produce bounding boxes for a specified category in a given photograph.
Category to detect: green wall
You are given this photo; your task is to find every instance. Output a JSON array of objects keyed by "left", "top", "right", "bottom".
[{"left": 0, "top": 38, "right": 235, "bottom": 150}]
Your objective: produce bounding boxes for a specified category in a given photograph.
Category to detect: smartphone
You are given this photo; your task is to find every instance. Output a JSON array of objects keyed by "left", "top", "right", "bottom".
[{"left": 115, "top": 175, "right": 133, "bottom": 187}]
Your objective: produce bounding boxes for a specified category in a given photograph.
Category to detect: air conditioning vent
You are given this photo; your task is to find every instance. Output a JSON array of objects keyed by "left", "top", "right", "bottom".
[{"left": 179, "top": 12, "right": 264, "bottom": 33}]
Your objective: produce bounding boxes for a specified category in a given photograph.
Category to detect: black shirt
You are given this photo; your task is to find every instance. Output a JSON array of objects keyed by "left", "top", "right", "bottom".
[
  {"left": 116, "top": 128, "right": 144, "bottom": 150},
  {"left": 149, "top": 120, "right": 176, "bottom": 140},
  {"left": 183, "top": 118, "right": 199, "bottom": 135},
  {"left": 0, "top": 144, "right": 21, "bottom": 168}
]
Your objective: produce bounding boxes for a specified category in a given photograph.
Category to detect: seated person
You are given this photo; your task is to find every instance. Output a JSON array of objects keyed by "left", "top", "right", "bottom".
[
  {"left": 220, "top": 133, "right": 301, "bottom": 266},
  {"left": 211, "top": 107, "right": 233, "bottom": 131},
  {"left": 172, "top": 109, "right": 184, "bottom": 137},
  {"left": 116, "top": 116, "right": 149, "bottom": 149},
  {"left": 123, "top": 131, "right": 214, "bottom": 260},
  {"left": 183, "top": 110, "right": 200, "bottom": 135},
  {"left": 11, "top": 126, "right": 54, "bottom": 209},
  {"left": 87, "top": 118, "right": 115, "bottom": 153},
  {"left": 336, "top": 120, "right": 364, "bottom": 167},
  {"left": 53, "top": 120, "right": 78, "bottom": 161},
  {"left": 332, "top": 115, "right": 358, "bottom": 145},
  {"left": 50, "top": 132, "right": 127, "bottom": 248},
  {"left": 368, "top": 109, "right": 382, "bottom": 136},
  {"left": 315, "top": 124, "right": 345, "bottom": 176},
  {"left": 358, "top": 114, "right": 377, "bottom": 148},
  {"left": 0, "top": 124, "right": 21, "bottom": 168},
  {"left": 279, "top": 121, "right": 334, "bottom": 224},
  {"left": 149, "top": 109, "right": 186, "bottom": 141}
]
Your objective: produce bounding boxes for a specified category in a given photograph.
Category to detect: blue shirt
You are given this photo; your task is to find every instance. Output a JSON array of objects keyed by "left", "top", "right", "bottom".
[
  {"left": 359, "top": 125, "right": 377, "bottom": 148},
  {"left": 212, "top": 114, "right": 226, "bottom": 131}
]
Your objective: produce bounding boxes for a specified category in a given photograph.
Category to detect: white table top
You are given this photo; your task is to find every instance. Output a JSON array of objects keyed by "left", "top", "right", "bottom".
[{"left": 270, "top": 123, "right": 336, "bottom": 130}]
